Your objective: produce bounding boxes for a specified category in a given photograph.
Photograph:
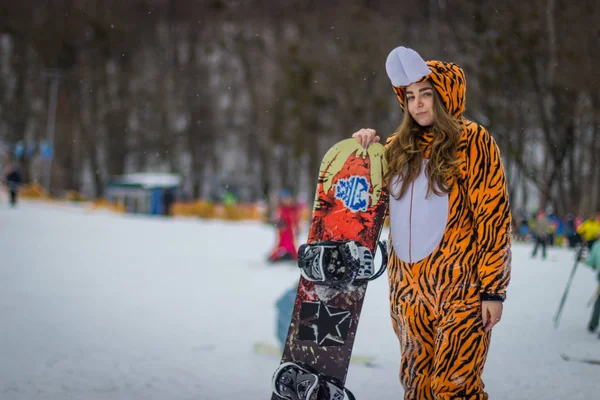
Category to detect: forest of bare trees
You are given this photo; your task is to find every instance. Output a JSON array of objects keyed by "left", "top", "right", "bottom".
[{"left": 1, "top": 0, "right": 599, "bottom": 216}]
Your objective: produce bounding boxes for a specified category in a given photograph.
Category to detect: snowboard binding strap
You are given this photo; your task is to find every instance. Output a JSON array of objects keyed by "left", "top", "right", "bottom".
[
  {"left": 272, "top": 361, "right": 356, "bottom": 400},
  {"left": 297, "top": 240, "right": 388, "bottom": 288}
]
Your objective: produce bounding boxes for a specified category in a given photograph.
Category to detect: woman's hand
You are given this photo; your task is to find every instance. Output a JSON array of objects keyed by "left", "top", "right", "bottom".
[
  {"left": 481, "top": 301, "right": 503, "bottom": 332},
  {"left": 352, "top": 128, "right": 380, "bottom": 148}
]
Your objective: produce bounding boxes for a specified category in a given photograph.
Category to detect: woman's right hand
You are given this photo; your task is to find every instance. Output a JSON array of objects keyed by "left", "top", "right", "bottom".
[{"left": 352, "top": 128, "right": 380, "bottom": 148}]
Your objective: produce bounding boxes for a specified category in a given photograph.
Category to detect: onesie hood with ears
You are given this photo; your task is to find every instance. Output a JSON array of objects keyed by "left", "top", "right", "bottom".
[{"left": 385, "top": 46, "right": 466, "bottom": 118}]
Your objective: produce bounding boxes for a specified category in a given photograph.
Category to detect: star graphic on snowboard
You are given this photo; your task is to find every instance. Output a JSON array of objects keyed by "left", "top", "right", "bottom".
[{"left": 298, "top": 301, "right": 352, "bottom": 346}]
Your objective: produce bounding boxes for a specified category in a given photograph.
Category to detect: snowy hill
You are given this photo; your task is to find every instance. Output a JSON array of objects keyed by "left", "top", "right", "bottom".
[{"left": 0, "top": 197, "right": 599, "bottom": 400}]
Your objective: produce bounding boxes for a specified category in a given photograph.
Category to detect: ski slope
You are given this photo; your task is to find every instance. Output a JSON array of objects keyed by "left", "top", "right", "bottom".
[{"left": 0, "top": 198, "right": 599, "bottom": 400}]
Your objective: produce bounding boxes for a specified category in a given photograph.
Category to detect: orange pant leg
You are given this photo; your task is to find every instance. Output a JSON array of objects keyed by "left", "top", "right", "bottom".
[
  {"left": 390, "top": 255, "right": 491, "bottom": 400},
  {"left": 393, "top": 299, "right": 436, "bottom": 400},
  {"left": 431, "top": 298, "right": 490, "bottom": 400},
  {"left": 389, "top": 253, "right": 437, "bottom": 400}
]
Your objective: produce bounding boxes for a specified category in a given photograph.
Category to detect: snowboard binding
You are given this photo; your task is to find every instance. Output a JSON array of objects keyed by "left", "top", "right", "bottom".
[
  {"left": 297, "top": 240, "right": 388, "bottom": 288},
  {"left": 272, "top": 361, "right": 356, "bottom": 400}
]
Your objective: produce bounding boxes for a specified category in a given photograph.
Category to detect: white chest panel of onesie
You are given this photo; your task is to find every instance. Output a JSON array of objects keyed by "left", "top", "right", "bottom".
[{"left": 389, "top": 161, "right": 449, "bottom": 263}]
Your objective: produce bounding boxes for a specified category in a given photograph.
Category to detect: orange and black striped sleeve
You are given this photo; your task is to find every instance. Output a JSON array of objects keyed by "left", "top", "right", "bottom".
[{"left": 467, "top": 126, "right": 512, "bottom": 301}]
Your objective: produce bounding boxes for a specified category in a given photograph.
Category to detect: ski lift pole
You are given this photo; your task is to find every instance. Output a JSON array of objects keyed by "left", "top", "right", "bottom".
[{"left": 553, "top": 246, "right": 584, "bottom": 328}]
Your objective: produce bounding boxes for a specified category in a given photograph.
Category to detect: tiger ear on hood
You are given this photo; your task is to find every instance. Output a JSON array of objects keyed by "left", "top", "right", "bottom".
[
  {"left": 385, "top": 46, "right": 430, "bottom": 87},
  {"left": 385, "top": 46, "right": 467, "bottom": 117}
]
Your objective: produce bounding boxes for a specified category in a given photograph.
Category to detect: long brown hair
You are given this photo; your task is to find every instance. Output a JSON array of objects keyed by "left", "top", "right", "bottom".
[{"left": 385, "top": 88, "right": 462, "bottom": 200}]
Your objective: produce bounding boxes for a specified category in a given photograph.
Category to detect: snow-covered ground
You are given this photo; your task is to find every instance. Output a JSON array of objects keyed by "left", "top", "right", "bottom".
[{"left": 1, "top": 196, "right": 599, "bottom": 400}]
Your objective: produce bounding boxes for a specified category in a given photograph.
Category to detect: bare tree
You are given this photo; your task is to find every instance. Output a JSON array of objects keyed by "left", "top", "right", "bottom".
[{"left": 0, "top": 0, "right": 597, "bottom": 215}]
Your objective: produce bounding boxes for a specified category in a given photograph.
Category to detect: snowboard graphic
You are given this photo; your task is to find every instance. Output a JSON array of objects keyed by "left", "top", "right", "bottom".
[{"left": 270, "top": 138, "right": 388, "bottom": 400}]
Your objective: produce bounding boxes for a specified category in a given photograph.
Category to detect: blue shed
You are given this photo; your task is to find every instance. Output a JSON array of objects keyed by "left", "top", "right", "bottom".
[{"left": 105, "top": 173, "right": 181, "bottom": 215}]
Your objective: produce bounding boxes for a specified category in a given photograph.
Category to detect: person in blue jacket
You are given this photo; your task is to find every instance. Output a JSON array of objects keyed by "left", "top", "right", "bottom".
[{"left": 275, "top": 283, "right": 297, "bottom": 347}]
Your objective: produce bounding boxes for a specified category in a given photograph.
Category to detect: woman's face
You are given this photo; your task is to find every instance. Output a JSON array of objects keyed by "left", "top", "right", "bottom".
[{"left": 405, "top": 81, "right": 435, "bottom": 127}]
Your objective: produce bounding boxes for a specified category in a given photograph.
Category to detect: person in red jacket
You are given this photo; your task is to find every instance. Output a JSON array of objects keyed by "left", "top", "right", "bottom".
[{"left": 268, "top": 190, "right": 300, "bottom": 262}]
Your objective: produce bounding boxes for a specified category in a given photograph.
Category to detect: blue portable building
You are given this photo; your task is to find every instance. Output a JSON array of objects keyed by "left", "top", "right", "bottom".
[{"left": 105, "top": 173, "right": 181, "bottom": 215}]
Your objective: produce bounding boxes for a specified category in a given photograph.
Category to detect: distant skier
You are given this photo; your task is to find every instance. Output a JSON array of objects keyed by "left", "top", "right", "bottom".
[
  {"left": 585, "top": 240, "right": 600, "bottom": 337},
  {"left": 162, "top": 189, "right": 174, "bottom": 216},
  {"left": 548, "top": 212, "right": 563, "bottom": 247},
  {"left": 530, "top": 210, "right": 551, "bottom": 259},
  {"left": 577, "top": 212, "right": 600, "bottom": 250},
  {"left": 515, "top": 213, "right": 530, "bottom": 242},
  {"left": 3, "top": 162, "right": 22, "bottom": 207},
  {"left": 268, "top": 189, "right": 300, "bottom": 263},
  {"left": 565, "top": 213, "right": 580, "bottom": 248}
]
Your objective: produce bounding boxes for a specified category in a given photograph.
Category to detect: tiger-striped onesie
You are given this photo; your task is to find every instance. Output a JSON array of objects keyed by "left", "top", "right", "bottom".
[{"left": 384, "top": 49, "right": 512, "bottom": 399}]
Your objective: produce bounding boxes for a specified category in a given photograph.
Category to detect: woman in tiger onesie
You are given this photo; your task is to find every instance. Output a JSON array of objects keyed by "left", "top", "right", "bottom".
[{"left": 353, "top": 46, "right": 512, "bottom": 399}]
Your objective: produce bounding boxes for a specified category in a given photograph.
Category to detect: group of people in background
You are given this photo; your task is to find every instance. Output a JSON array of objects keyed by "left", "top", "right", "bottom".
[
  {"left": 515, "top": 210, "right": 600, "bottom": 259},
  {"left": 517, "top": 209, "right": 600, "bottom": 339}
]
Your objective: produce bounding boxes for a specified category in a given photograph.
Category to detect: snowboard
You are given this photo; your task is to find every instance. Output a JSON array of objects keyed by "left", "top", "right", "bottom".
[
  {"left": 254, "top": 342, "right": 379, "bottom": 368},
  {"left": 270, "top": 138, "right": 389, "bottom": 399}
]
